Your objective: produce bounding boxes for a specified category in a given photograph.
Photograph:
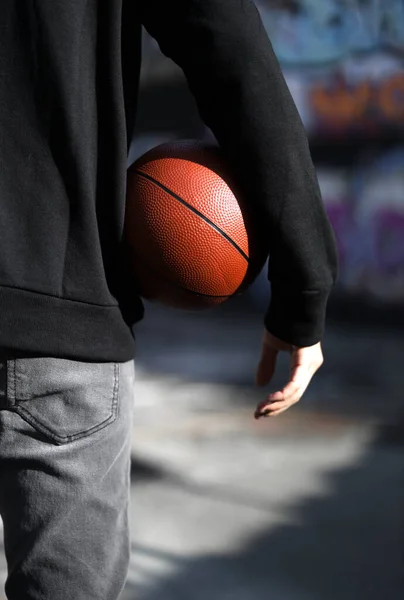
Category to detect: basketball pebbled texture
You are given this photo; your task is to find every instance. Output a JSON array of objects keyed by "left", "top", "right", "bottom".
[{"left": 124, "top": 141, "right": 267, "bottom": 310}]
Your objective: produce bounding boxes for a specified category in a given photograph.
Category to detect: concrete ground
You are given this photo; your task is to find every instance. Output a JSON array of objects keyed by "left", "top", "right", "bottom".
[
  {"left": 122, "top": 303, "right": 404, "bottom": 600},
  {"left": 1, "top": 301, "right": 404, "bottom": 599}
]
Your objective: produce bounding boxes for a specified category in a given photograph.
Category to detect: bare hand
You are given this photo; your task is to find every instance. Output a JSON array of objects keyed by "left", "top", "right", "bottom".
[{"left": 254, "top": 330, "right": 324, "bottom": 419}]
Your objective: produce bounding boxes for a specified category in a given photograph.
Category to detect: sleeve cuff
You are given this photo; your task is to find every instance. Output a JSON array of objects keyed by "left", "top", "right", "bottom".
[{"left": 264, "top": 288, "right": 331, "bottom": 347}]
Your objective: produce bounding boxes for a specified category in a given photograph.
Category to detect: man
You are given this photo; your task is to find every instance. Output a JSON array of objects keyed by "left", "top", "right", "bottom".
[{"left": 0, "top": 1, "right": 337, "bottom": 598}]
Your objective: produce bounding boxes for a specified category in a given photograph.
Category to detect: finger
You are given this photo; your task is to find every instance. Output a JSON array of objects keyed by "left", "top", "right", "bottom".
[
  {"left": 254, "top": 388, "right": 283, "bottom": 416},
  {"left": 254, "top": 399, "right": 290, "bottom": 420},
  {"left": 255, "top": 345, "right": 278, "bottom": 387},
  {"left": 256, "top": 392, "right": 299, "bottom": 416},
  {"left": 259, "top": 377, "right": 302, "bottom": 411},
  {"left": 264, "top": 406, "right": 291, "bottom": 417},
  {"left": 281, "top": 349, "right": 318, "bottom": 400},
  {"left": 255, "top": 402, "right": 294, "bottom": 419},
  {"left": 254, "top": 363, "right": 313, "bottom": 418},
  {"left": 281, "top": 365, "right": 312, "bottom": 403},
  {"left": 255, "top": 346, "right": 324, "bottom": 419}
]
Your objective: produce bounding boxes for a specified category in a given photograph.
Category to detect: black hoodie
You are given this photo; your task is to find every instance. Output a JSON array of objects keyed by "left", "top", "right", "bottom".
[{"left": 0, "top": 0, "right": 337, "bottom": 362}]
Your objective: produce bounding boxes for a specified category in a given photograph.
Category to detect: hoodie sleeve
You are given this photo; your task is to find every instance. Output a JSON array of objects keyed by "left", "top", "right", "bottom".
[{"left": 140, "top": 0, "right": 338, "bottom": 346}]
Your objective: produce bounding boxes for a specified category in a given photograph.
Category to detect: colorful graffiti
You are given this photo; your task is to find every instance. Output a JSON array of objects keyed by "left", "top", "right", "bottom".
[
  {"left": 256, "top": 0, "right": 404, "bottom": 65},
  {"left": 310, "top": 69, "right": 404, "bottom": 133},
  {"left": 255, "top": 0, "right": 404, "bottom": 134},
  {"left": 320, "top": 148, "right": 404, "bottom": 303}
]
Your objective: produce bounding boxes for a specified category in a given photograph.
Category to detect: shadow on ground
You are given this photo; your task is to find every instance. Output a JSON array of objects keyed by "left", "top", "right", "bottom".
[{"left": 127, "top": 426, "right": 404, "bottom": 600}]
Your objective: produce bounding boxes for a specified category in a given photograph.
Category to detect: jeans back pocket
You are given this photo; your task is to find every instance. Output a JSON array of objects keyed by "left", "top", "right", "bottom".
[{"left": 11, "top": 358, "right": 120, "bottom": 445}]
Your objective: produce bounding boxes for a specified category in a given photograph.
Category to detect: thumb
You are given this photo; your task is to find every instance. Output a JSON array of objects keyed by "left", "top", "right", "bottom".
[{"left": 255, "top": 343, "right": 278, "bottom": 387}]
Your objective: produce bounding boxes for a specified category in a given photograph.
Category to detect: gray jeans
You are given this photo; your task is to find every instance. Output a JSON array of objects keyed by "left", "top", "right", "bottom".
[{"left": 0, "top": 355, "right": 135, "bottom": 600}]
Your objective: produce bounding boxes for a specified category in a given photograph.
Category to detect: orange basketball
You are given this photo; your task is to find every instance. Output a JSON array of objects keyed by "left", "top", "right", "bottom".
[{"left": 124, "top": 140, "right": 267, "bottom": 310}]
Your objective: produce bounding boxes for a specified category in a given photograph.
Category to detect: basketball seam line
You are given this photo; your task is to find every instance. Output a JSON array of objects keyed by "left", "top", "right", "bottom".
[{"left": 133, "top": 169, "right": 250, "bottom": 263}]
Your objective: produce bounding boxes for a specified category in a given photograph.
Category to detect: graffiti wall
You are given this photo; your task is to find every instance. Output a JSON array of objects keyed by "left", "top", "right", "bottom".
[
  {"left": 319, "top": 149, "right": 404, "bottom": 306},
  {"left": 255, "top": 0, "right": 404, "bottom": 136},
  {"left": 256, "top": 0, "right": 404, "bottom": 62},
  {"left": 131, "top": 0, "right": 404, "bottom": 310}
]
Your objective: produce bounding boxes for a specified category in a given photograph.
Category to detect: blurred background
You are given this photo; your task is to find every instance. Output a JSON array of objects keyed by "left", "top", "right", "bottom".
[
  {"left": 123, "top": 2, "right": 404, "bottom": 598},
  {"left": 2, "top": 2, "right": 404, "bottom": 599}
]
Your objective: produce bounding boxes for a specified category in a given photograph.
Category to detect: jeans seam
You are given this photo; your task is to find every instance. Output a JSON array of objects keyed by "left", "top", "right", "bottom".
[
  {"left": 10, "top": 362, "right": 121, "bottom": 444},
  {"left": 11, "top": 405, "right": 117, "bottom": 444}
]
